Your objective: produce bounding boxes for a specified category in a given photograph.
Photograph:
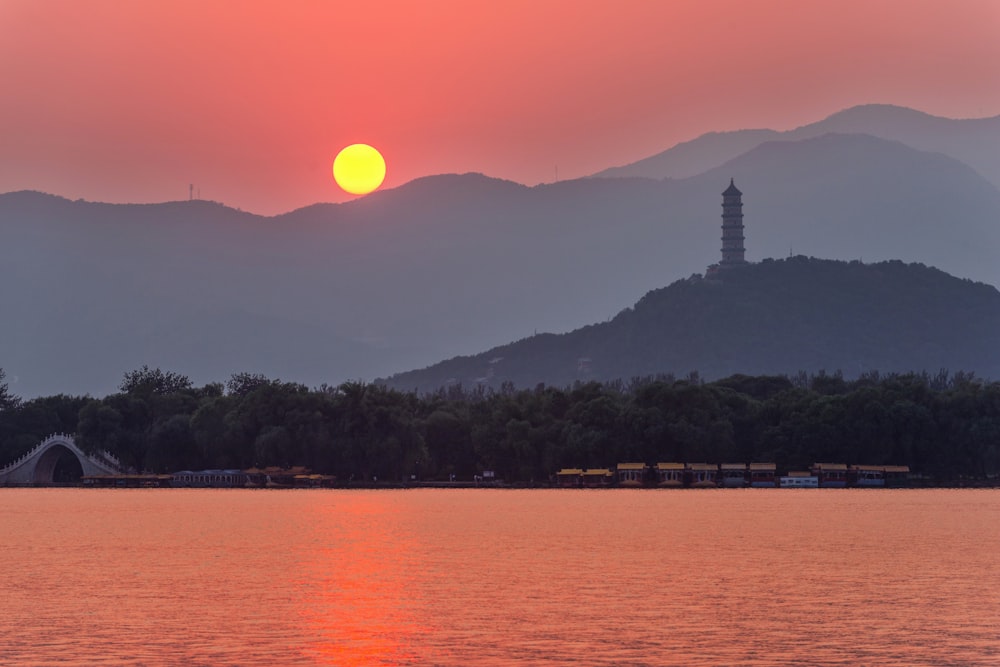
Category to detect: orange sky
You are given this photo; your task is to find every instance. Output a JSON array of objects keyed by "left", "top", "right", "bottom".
[{"left": 1, "top": 0, "right": 998, "bottom": 215}]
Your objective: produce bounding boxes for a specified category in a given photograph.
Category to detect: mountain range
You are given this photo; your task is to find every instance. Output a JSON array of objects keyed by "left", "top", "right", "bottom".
[
  {"left": 594, "top": 103, "right": 1000, "bottom": 191},
  {"left": 2, "top": 104, "right": 999, "bottom": 397}
]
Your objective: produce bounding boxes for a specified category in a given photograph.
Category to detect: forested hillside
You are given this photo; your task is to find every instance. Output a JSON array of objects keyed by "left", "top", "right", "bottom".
[{"left": 382, "top": 258, "right": 1000, "bottom": 392}]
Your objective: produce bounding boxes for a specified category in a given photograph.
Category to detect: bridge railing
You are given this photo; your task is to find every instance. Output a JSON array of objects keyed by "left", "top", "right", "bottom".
[
  {"left": 0, "top": 441, "right": 47, "bottom": 474},
  {"left": 0, "top": 433, "right": 122, "bottom": 474}
]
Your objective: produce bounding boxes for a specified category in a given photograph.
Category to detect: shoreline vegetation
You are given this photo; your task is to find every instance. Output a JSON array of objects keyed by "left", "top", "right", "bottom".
[
  {"left": 1, "top": 366, "right": 999, "bottom": 487},
  {"left": 9, "top": 482, "right": 1000, "bottom": 490}
]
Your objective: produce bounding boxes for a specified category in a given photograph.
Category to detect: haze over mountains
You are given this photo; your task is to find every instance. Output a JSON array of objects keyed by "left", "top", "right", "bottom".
[
  {"left": 2, "top": 104, "right": 999, "bottom": 397},
  {"left": 594, "top": 104, "right": 1000, "bottom": 191}
]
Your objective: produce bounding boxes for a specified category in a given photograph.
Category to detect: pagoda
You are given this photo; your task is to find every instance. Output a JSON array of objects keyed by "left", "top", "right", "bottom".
[{"left": 719, "top": 178, "right": 747, "bottom": 266}]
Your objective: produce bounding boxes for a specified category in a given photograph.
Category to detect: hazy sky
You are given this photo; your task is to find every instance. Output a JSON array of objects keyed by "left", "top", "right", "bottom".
[{"left": 2, "top": 1, "right": 998, "bottom": 215}]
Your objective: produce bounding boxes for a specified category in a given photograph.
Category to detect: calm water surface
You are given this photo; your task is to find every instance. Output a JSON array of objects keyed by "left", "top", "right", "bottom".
[{"left": 1, "top": 489, "right": 998, "bottom": 666}]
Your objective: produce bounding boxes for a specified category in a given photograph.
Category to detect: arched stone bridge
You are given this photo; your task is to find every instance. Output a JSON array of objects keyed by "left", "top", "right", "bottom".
[{"left": 0, "top": 433, "right": 122, "bottom": 485}]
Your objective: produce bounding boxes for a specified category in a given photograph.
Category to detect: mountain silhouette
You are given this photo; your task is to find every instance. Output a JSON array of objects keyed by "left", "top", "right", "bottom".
[
  {"left": 3, "top": 112, "right": 999, "bottom": 397},
  {"left": 594, "top": 104, "right": 1000, "bottom": 190},
  {"left": 380, "top": 257, "right": 1000, "bottom": 392}
]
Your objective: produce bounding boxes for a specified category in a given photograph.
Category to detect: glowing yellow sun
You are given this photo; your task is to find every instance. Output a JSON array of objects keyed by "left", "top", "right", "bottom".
[{"left": 333, "top": 144, "right": 386, "bottom": 195}]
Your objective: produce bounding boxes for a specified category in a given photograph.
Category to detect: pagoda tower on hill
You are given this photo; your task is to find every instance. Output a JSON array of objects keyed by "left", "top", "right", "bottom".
[{"left": 719, "top": 178, "right": 747, "bottom": 266}]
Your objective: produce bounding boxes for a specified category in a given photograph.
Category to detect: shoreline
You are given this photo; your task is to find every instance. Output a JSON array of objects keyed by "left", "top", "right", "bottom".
[{"left": 3, "top": 480, "right": 998, "bottom": 490}]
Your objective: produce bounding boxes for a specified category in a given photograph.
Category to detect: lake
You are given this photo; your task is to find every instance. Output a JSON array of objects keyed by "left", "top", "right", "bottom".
[{"left": 1, "top": 488, "right": 998, "bottom": 666}]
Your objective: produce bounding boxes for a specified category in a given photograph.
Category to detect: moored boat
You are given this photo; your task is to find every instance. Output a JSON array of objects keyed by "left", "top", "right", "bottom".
[
  {"left": 555, "top": 468, "right": 583, "bottom": 487},
  {"left": 883, "top": 465, "right": 911, "bottom": 487},
  {"left": 656, "top": 462, "right": 684, "bottom": 488},
  {"left": 581, "top": 468, "right": 614, "bottom": 487},
  {"left": 812, "top": 463, "right": 848, "bottom": 488},
  {"left": 616, "top": 462, "right": 647, "bottom": 487},
  {"left": 779, "top": 471, "right": 818, "bottom": 488},
  {"left": 749, "top": 463, "right": 777, "bottom": 487},
  {"left": 850, "top": 465, "right": 885, "bottom": 487},
  {"left": 686, "top": 463, "right": 718, "bottom": 488},
  {"left": 719, "top": 463, "right": 748, "bottom": 488}
]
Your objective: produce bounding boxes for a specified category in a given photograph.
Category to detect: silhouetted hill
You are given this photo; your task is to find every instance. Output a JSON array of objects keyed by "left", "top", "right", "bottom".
[
  {"left": 595, "top": 104, "right": 1000, "bottom": 190},
  {"left": 3, "top": 130, "right": 1000, "bottom": 397},
  {"left": 380, "top": 258, "right": 1000, "bottom": 392},
  {"left": 0, "top": 192, "right": 385, "bottom": 396}
]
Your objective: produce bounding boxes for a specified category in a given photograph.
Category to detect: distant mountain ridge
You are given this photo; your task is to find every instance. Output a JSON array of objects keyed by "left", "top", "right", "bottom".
[
  {"left": 380, "top": 258, "right": 1000, "bottom": 393},
  {"left": 594, "top": 104, "right": 1000, "bottom": 190},
  {"left": 3, "top": 106, "right": 1000, "bottom": 397}
]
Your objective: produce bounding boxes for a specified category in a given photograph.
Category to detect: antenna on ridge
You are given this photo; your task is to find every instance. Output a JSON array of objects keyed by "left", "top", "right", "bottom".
[{"left": 189, "top": 184, "right": 193, "bottom": 202}]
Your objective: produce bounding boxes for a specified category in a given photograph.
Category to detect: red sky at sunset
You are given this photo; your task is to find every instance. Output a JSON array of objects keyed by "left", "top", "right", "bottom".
[{"left": 2, "top": 1, "right": 998, "bottom": 215}]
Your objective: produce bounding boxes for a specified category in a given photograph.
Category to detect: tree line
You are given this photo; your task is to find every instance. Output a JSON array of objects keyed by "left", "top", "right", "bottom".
[{"left": 1, "top": 366, "right": 998, "bottom": 483}]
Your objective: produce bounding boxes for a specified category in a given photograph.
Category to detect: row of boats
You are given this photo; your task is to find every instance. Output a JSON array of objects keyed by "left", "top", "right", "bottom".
[
  {"left": 554, "top": 462, "right": 912, "bottom": 488},
  {"left": 80, "top": 463, "right": 912, "bottom": 489},
  {"left": 82, "top": 467, "right": 337, "bottom": 488}
]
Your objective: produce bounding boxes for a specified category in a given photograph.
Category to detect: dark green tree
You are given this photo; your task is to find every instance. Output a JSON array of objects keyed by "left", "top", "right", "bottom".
[
  {"left": 0, "top": 368, "right": 20, "bottom": 412},
  {"left": 119, "top": 366, "right": 193, "bottom": 397}
]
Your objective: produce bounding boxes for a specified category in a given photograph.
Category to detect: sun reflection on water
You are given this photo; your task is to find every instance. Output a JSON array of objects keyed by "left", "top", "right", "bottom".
[{"left": 293, "top": 492, "right": 436, "bottom": 666}]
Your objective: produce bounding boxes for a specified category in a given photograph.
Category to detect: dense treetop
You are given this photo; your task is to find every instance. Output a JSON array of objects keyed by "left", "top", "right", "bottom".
[{"left": 1, "top": 366, "right": 998, "bottom": 484}]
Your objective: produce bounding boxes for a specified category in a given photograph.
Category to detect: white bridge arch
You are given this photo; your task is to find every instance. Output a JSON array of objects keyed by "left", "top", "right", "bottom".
[{"left": 0, "top": 433, "right": 122, "bottom": 485}]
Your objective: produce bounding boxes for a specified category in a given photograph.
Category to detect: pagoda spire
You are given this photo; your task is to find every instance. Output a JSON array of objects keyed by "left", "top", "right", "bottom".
[{"left": 719, "top": 179, "right": 746, "bottom": 265}]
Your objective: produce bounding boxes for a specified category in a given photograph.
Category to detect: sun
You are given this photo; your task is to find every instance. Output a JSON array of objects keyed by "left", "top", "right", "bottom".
[{"left": 333, "top": 144, "right": 386, "bottom": 195}]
